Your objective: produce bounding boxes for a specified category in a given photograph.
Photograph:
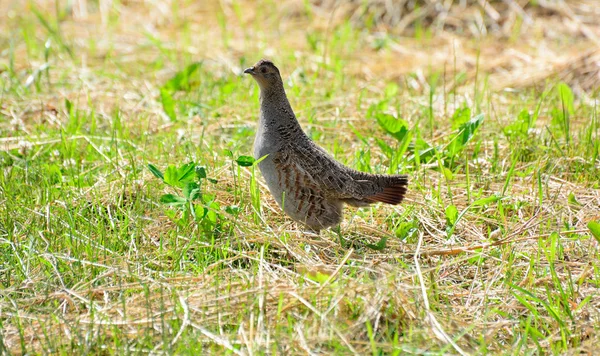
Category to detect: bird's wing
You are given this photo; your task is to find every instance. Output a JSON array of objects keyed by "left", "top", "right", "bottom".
[{"left": 273, "top": 143, "right": 374, "bottom": 200}]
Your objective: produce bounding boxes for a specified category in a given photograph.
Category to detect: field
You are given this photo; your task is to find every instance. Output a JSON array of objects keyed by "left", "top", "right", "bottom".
[{"left": 1, "top": 0, "right": 599, "bottom": 354}]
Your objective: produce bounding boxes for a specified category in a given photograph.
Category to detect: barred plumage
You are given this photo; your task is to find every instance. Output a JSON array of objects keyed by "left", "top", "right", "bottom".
[{"left": 245, "top": 60, "right": 408, "bottom": 232}]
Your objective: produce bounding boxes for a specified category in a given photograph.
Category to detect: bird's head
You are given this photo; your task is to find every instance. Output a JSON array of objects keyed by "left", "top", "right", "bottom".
[{"left": 244, "top": 59, "right": 283, "bottom": 89}]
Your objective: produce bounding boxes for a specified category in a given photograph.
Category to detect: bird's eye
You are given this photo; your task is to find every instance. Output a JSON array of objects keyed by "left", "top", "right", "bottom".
[{"left": 260, "top": 67, "right": 267, "bottom": 73}]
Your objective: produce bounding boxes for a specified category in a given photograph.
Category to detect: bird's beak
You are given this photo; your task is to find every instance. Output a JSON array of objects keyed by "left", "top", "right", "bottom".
[{"left": 244, "top": 67, "right": 255, "bottom": 75}]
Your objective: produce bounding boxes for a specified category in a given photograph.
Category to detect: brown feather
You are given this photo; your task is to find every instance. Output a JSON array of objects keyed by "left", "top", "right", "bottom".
[{"left": 365, "top": 184, "right": 407, "bottom": 205}]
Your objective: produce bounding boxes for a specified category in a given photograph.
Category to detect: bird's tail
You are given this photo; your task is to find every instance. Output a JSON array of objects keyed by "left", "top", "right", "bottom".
[{"left": 364, "top": 175, "right": 408, "bottom": 205}]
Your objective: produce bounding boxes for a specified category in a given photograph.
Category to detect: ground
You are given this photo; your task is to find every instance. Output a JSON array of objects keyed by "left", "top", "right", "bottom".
[{"left": 1, "top": 0, "right": 599, "bottom": 354}]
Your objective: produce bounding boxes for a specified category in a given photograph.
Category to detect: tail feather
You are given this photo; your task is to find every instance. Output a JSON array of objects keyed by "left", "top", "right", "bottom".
[
  {"left": 345, "top": 172, "right": 408, "bottom": 206},
  {"left": 365, "top": 183, "right": 407, "bottom": 205},
  {"left": 363, "top": 175, "right": 408, "bottom": 205}
]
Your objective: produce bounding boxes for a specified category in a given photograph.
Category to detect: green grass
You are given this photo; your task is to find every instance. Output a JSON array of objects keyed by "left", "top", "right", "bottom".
[{"left": 1, "top": 0, "right": 600, "bottom": 354}]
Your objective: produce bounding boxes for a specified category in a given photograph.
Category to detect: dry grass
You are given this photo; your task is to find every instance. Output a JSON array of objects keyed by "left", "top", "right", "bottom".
[{"left": 1, "top": 0, "right": 599, "bottom": 354}]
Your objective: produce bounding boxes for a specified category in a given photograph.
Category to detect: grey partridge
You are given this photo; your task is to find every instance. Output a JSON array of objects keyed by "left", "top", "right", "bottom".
[{"left": 244, "top": 59, "right": 408, "bottom": 233}]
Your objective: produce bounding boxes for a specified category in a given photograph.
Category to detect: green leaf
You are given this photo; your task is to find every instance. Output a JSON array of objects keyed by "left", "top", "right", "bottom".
[
  {"left": 304, "top": 271, "right": 331, "bottom": 284},
  {"left": 162, "top": 62, "right": 201, "bottom": 93},
  {"left": 446, "top": 113, "right": 485, "bottom": 157},
  {"left": 366, "top": 236, "right": 388, "bottom": 250},
  {"left": 183, "top": 182, "right": 200, "bottom": 200},
  {"left": 194, "top": 205, "right": 208, "bottom": 220},
  {"left": 236, "top": 155, "right": 255, "bottom": 167},
  {"left": 221, "top": 82, "right": 236, "bottom": 95},
  {"left": 206, "top": 201, "right": 220, "bottom": 224},
  {"left": 177, "top": 162, "right": 196, "bottom": 183},
  {"left": 407, "top": 138, "right": 437, "bottom": 163},
  {"left": 164, "top": 163, "right": 196, "bottom": 188},
  {"left": 450, "top": 107, "right": 471, "bottom": 130},
  {"left": 163, "top": 165, "right": 179, "bottom": 186},
  {"left": 160, "top": 88, "right": 176, "bottom": 121},
  {"left": 202, "top": 193, "right": 215, "bottom": 204},
  {"left": 375, "top": 113, "right": 409, "bottom": 142},
  {"left": 505, "top": 109, "right": 531, "bottom": 137},
  {"left": 48, "top": 164, "right": 62, "bottom": 182},
  {"left": 568, "top": 192, "right": 581, "bottom": 206},
  {"left": 557, "top": 82, "right": 574, "bottom": 115},
  {"left": 147, "top": 163, "right": 164, "bottom": 180},
  {"left": 160, "top": 194, "right": 187, "bottom": 206},
  {"left": 225, "top": 205, "right": 241, "bottom": 215},
  {"left": 395, "top": 221, "right": 417, "bottom": 241},
  {"left": 445, "top": 205, "right": 458, "bottom": 226},
  {"left": 472, "top": 194, "right": 500, "bottom": 206},
  {"left": 384, "top": 83, "right": 399, "bottom": 98},
  {"left": 65, "top": 98, "right": 73, "bottom": 114},
  {"left": 195, "top": 166, "right": 207, "bottom": 179},
  {"left": 441, "top": 167, "right": 454, "bottom": 181},
  {"left": 588, "top": 221, "right": 600, "bottom": 243}
]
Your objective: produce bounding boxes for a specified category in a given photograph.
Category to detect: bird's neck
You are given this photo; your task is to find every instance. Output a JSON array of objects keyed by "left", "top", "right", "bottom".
[{"left": 258, "top": 85, "right": 302, "bottom": 131}]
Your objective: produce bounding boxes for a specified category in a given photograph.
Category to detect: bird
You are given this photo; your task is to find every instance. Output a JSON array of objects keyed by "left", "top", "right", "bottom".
[{"left": 244, "top": 59, "right": 408, "bottom": 233}]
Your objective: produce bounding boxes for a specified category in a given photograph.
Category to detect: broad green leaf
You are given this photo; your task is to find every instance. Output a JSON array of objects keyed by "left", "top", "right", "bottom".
[
  {"left": 177, "top": 162, "right": 196, "bottom": 183},
  {"left": 164, "top": 163, "right": 196, "bottom": 187},
  {"left": 164, "top": 165, "right": 179, "bottom": 186},
  {"left": 147, "top": 163, "right": 164, "bottom": 180},
  {"left": 160, "top": 88, "right": 176, "bottom": 121},
  {"left": 206, "top": 202, "right": 220, "bottom": 224},
  {"left": 202, "top": 193, "right": 215, "bottom": 204},
  {"left": 194, "top": 205, "right": 208, "bottom": 220},
  {"left": 445, "top": 205, "right": 458, "bottom": 226},
  {"left": 588, "top": 221, "right": 600, "bottom": 243},
  {"left": 447, "top": 113, "right": 485, "bottom": 157},
  {"left": 183, "top": 182, "right": 200, "bottom": 200},
  {"left": 160, "top": 194, "right": 186, "bottom": 206},
  {"left": 196, "top": 166, "right": 207, "bottom": 179},
  {"left": 236, "top": 155, "right": 255, "bottom": 167},
  {"left": 407, "top": 138, "right": 437, "bottom": 163},
  {"left": 395, "top": 221, "right": 417, "bottom": 241},
  {"left": 450, "top": 107, "right": 471, "bottom": 130},
  {"left": 375, "top": 113, "right": 409, "bottom": 142},
  {"left": 225, "top": 205, "right": 241, "bottom": 215},
  {"left": 162, "top": 62, "right": 201, "bottom": 93}
]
